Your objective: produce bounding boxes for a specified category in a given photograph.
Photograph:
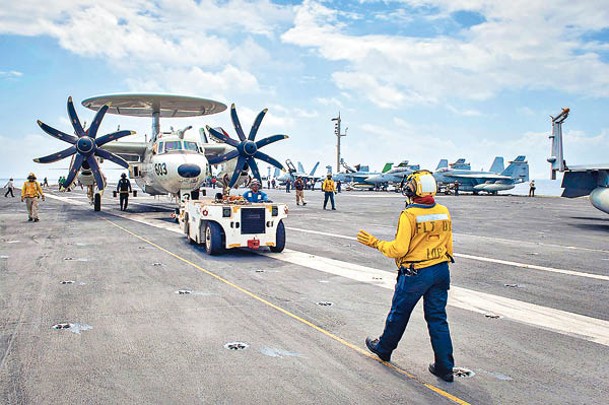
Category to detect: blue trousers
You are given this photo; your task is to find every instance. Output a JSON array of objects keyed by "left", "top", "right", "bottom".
[
  {"left": 376, "top": 261, "right": 454, "bottom": 373},
  {"left": 323, "top": 192, "right": 335, "bottom": 209}
]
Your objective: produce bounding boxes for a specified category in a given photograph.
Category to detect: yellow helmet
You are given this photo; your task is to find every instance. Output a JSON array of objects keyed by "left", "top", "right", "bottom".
[{"left": 405, "top": 170, "right": 436, "bottom": 198}]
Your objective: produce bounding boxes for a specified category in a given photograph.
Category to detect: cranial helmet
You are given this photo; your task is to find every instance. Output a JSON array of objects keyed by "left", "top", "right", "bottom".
[
  {"left": 250, "top": 179, "right": 261, "bottom": 189},
  {"left": 27, "top": 172, "right": 36, "bottom": 180},
  {"left": 405, "top": 170, "right": 436, "bottom": 198},
  {"left": 326, "top": 174, "right": 332, "bottom": 179},
  {"left": 121, "top": 173, "right": 127, "bottom": 178}
]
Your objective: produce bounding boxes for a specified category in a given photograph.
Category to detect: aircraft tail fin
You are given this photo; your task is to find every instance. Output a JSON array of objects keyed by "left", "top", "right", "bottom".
[
  {"left": 436, "top": 159, "right": 448, "bottom": 170},
  {"left": 489, "top": 157, "right": 505, "bottom": 173},
  {"left": 548, "top": 108, "right": 570, "bottom": 179},
  {"left": 309, "top": 162, "right": 320, "bottom": 176},
  {"left": 450, "top": 158, "right": 471, "bottom": 170},
  {"left": 273, "top": 167, "right": 280, "bottom": 178},
  {"left": 501, "top": 155, "right": 529, "bottom": 182},
  {"left": 297, "top": 162, "right": 305, "bottom": 173},
  {"left": 381, "top": 162, "right": 393, "bottom": 173}
]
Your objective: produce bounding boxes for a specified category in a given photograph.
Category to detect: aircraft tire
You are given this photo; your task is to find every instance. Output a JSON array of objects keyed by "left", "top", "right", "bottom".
[
  {"left": 270, "top": 220, "right": 286, "bottom": 253},
  {"left": 94, "top": 193, "right": 101, "bottom": 211},
  {"left": 204, "top": 221, "right": 224, "bottom": 255}
]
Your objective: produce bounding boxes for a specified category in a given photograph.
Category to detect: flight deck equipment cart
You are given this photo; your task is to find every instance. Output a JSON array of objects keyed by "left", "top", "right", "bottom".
[{"left": 179, "top": 197, "right": 287, "bottom": 255}]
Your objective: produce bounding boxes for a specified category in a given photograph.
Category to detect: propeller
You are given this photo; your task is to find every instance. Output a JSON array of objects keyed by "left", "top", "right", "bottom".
[
  {"left": 34, "top": 96, "right": 135, "bottom": 191},
  {"left": 206, "top": 103, "right": 288, "bottom": 188}
]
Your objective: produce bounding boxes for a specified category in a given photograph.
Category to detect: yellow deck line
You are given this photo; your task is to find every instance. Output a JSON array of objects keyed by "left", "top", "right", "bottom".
[{"left": 104, "top": 217, "right": 470, "bottom": 405}]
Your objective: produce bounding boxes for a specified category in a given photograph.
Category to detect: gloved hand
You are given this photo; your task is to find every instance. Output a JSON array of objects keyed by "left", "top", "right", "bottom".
[{"left": 357, "top": 229, "right": 379, "bottom": 248}]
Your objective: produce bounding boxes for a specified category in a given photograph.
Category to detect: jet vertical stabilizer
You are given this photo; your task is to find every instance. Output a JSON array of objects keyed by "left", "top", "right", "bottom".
[
  {"left": 489, "top": 157, "right": 505, "bottom": 173},
  {"left": 436, "top": 159, "right": 448, "bottom": 171},
  {"left": 499, "top": 156, "right": 529, "bottom": 182}
]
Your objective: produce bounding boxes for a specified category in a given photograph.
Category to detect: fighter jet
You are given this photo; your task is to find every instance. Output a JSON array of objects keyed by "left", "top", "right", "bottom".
[
  {"left": 548, "top": 107, "right": 609, "bottom": 214},
  {"left": 434, "top": 156, "right": 528, "bottom": 194}
]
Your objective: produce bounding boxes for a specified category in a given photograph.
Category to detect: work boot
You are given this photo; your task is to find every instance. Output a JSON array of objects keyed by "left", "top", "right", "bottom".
[
  {"left": 34, "top": 218, "right": 39, "bottom": 222},
  {"left": 303, "top": 202, "right": 307, "bottom": 206},
  {"left": 28, "top": 218, "right": 33, "bottom": 222},
  {"left": 332, "top": 207, "right": 336, "bottom": 210},
  {"left": 428, "top": 363, "right": 454, "bottom": 382},
  {"left": 365, "top": 337, "right": 390, "bottom": 362}
]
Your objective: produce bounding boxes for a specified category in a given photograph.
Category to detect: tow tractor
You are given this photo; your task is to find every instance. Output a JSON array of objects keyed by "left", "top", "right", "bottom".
[{"left": 179, "top": 195, "right": 288, "bottom": 255}]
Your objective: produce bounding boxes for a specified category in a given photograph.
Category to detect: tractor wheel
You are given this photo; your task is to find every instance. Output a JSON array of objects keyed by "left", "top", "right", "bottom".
[
  {"left": 270, "top": 220, "right": 286, "bottom": 253},
  {"left": 204, "top": 222, "right": 224, "bottom": 255}
]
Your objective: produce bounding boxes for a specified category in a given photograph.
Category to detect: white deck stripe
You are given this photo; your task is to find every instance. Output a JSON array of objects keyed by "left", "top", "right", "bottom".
[
  {"left": 46, "top": 195, "right": 609, "bottom": 346},
  {"left": 259, "top": 249, "right": 609, "bottom": 347},
  {"left": 285, "top": 226, "right": 609, "bottom": 281}
]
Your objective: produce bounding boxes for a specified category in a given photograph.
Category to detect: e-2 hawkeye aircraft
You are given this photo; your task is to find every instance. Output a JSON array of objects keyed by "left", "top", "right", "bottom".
[
  {"left": 548, "top": 107, "right": 609, "bottom": 214},
  {"left": 34, "top": 94, "right": 288, "bottom": 210}
]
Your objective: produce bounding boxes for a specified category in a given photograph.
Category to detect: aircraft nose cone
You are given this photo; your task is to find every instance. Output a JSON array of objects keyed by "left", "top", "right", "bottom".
[{"left": 177, "top": 163, "right": 201, "bottom": 178}]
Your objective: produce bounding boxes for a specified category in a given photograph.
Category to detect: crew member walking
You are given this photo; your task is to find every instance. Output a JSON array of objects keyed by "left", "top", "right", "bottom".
[
  {"left": 294, "top": 176, "right": 307, "bottom": 206},
  {"left": 322, "top": 174, "right": 337, "bottom": 210},
  {"left": 4, "top": 178, "right": 15, "bottom": 197},
  {"left": 21, "top": 172, "right": 45, "bottom": 222},
  {"left": 117, "top": 173, "right": 132, "bottom": 211},
  {"left": 357, "top": 170, "right": 455, "bottom": 382},
  {"left": 529, "top": 180, "right": 536, "bottom": 197}
]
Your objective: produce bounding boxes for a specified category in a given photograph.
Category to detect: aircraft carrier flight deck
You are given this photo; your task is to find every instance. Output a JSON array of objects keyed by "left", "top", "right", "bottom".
[{"left": 1, "top": 187, "right": 608, "bottom": 404}]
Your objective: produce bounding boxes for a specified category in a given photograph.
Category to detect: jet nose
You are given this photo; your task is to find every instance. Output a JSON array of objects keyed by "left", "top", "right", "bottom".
[{"left": 177, "top": 163, "right": 201, "bottom": 178}]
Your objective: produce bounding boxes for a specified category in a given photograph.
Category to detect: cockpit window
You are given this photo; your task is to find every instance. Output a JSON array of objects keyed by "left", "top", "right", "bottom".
[
  {"left": 164, "top": 141, "right": 182, "bottom": 152},
  {"left": 184, "top": 141, "right": 199, "bottom": 152}
]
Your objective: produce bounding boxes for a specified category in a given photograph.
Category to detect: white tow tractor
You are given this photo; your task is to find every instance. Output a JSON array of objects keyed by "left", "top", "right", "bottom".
[{"left": 179, "top": 196, "right": 288, "bottom": 255}]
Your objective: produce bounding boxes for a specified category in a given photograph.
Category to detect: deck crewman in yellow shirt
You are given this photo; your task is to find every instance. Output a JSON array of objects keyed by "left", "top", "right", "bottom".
[
  {"left": 357, "top": 170, "right": 456, "bottom": 382},
  {"left": 321, "top": 174, "right": 337, "bottom": 210},
  {"left": 21, "top": 172, "right": 45, "bottom": 222}
]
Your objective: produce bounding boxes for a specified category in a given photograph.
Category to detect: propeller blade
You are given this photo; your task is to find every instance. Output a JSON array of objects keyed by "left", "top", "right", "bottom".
[
  {"left": 64, "top": 154, "right": 85, "bottom": 188},
  {"left": 96, "top": 130, "right": 136, "bottom": 146},
  {"left": 87, "top": 104, "right": 110, "bottom": 139},
  {"left": 67, "top": 96, "right": 86, "bottom": 137},
  {"left": 255, "top": 134, "right": 288, "bottom": 149},
  {"left": 248, "top": 108, "right": 268, "bottom": 141},
  {"left": 207, "top": 149, "right": 240, "bottom": 165},
  {"left": 37, "top": 120, "right": 78, "bottom": 144},
  {"left": 253, "top": 151, "right": 284, "bottom": 170},
  {"left": 248, "top": 157, "right": 261, "bottom": 183},
  {"left": 230, "top": 103, "right": 246, "bottom": 141},
  {"left": 228, "top": 156, "right": 247, "bottom": 188},
  {"left": 206, "top": 126, "right": 239, "bottom": 147},
  {"left": 95, "top": 148, "right": 129, "bottom": 168},
  {"left": 87, "top": 156, "right": 105, "bottom": 190},
  {"left": 34, "top": 146, "right": 76, "bottom": 164}
]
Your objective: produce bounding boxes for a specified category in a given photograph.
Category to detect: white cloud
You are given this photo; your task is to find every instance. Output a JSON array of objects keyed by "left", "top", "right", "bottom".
[
  {"left": 282, "top": 0, "right": 609, "bottom": 108},
  {"left": 0, "top": 70, "right": 23, "bottom": 78}
]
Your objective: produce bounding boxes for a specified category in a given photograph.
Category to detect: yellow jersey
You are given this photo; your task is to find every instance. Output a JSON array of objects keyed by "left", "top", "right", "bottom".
[
  {"left": 376, "top": 202, "right": 453, "bottom": 270},
  {"left": 322, "top": 179, "right": 336, "bottom": 192},
  {"left": 21, "top": 181, "right": 44, "bottom": 198}
]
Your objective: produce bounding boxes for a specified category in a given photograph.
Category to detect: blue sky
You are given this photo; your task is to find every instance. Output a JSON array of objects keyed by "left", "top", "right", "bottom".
[{"left": 1, "top": 0, "right": 609, "bottom": 182}]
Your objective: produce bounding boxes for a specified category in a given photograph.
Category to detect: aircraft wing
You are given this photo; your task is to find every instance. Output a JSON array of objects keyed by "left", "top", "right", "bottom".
[
  {"left": 444, "top": 173, "right": 509, "bottom": 180},
  {"left": 101, "top": 142, "right": 147, "bottom": 162},
  {"left": 565, "top": 164, "right": 609, "bottom": 172}
]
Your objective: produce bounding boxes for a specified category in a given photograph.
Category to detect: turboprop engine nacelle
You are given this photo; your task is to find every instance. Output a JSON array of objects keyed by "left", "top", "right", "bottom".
[{"left": 590, "top": 187, "right": 609, "bottom": 214}]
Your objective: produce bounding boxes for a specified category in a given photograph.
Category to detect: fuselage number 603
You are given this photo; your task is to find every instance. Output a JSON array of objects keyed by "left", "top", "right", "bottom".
[{"left": 154, "top": 163, "right": 168, "bottom": 176}]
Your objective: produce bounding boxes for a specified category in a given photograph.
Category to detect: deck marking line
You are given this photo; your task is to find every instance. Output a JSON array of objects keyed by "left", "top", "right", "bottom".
[
  {"left": 259, "top": 249, "right": 609, "bottom": 347},
  {"left": 103, "top": 217, "right": 470, "bottom": 405},
  {"left": 285, "top": 226, "right": 609, "bottom": 281}
]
